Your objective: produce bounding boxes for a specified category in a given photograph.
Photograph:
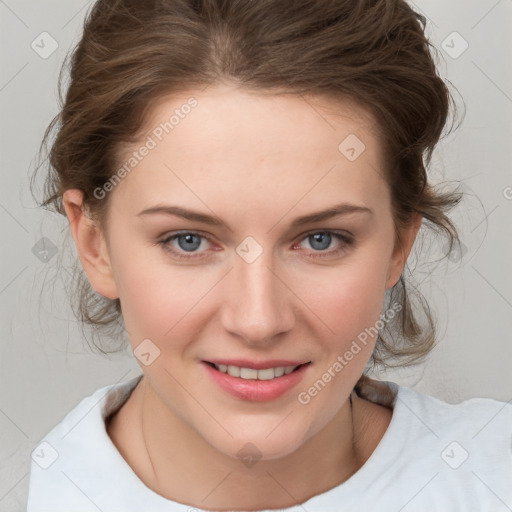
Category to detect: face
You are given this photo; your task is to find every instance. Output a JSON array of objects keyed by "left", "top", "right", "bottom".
[{"left": 66, "top": 83, "right": 418, "bottom": 462}]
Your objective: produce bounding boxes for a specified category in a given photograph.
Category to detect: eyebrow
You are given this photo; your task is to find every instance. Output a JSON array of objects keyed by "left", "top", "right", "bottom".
[{"left": 137, "top": 202, "right": 373, "bottom": 230}]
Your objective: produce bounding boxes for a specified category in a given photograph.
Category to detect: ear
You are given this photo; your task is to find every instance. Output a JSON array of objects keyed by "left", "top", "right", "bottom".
[
  {"left": 62, "top": 189, "right": 119, "bottom": 299},
  {"left": 385, "top": 214, "right": 422, "bottom": 290}
]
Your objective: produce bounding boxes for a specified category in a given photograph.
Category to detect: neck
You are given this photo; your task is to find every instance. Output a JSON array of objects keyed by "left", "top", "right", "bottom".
[{"left": 130, "top": 382, "right": 362, "bottom": 510}]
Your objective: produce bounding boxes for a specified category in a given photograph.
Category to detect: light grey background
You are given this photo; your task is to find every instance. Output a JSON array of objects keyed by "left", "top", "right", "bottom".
[{"left": 1, "top": 0, "right": 511, "bottom": 510}]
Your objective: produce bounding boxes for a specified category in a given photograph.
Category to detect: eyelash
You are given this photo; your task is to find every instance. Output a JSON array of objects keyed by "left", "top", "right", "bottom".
[{"left": 156, "top": 230, "right": 355, "bottom": 261}]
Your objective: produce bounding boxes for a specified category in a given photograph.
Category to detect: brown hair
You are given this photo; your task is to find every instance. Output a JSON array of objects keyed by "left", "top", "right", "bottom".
[{"left": 33, "top": 0, "right": 464, "bottom": 377}]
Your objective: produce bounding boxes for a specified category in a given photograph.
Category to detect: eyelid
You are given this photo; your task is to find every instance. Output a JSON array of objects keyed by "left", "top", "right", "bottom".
[
  {"left": 157, "top": 230, "right": 221, "bottom": 261},
  {"left": 292, "top": 229, "right": 355, "bottom": 256},
  {"left": 296, "top": 227, "right": 354, "bottom": 241},
  {"left": 158, "top": 230, "right": 217, "bottom": 250},
  {"left": 157, "top": 229, "right": 355, "bottom": 260}
]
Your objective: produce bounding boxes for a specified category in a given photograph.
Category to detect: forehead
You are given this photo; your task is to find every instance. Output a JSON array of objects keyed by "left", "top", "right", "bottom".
[
  {"left": 112, "top": 84, "right": 389, "bottom": 218},
  {"left": 136, "top": 83, "right": 381, "bottom": 152}
]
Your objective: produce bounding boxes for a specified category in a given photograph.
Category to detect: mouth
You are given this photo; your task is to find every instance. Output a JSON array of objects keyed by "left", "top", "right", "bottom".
[
  {"left": 202, "top": 361, "right": 311, "bottom": 381},
  {"left": 201, "top": 360, "right": 312, "bottom": 401}
]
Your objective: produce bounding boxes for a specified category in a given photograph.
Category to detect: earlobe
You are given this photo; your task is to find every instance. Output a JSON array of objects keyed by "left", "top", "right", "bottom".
[
  {"left": 385, "top": 214, "right": 422, "bottom": 290},
  {"left": 62, "top": 189, "right": 119, "bottom": 300}
]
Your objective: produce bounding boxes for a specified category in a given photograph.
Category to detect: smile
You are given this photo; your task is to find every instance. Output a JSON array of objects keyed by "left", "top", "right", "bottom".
[
  {"left": 202, "top": 361, "right": 312, "bottom": 401},
  {"left": 206, "top": 362, "right": 310, "bottom": 380}
]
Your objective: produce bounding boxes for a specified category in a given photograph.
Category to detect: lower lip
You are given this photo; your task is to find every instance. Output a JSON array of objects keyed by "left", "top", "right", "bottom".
[{"left": 202, "top": 362, "right": 310, "bottom": 402}]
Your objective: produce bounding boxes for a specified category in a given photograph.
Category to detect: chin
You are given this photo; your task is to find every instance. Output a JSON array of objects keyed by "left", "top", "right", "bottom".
[{"left": 204, "top": 421, "right": 313, "bottom": 464}]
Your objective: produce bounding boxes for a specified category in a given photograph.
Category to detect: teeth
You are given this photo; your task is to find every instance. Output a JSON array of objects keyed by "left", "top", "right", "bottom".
[
  {"left": 214, "top": 363, "right": 301, "bottom": 380},
  {"left": 227, "top": 365, "right": 240, "bottom": 377},
  {"left": 274, "top": 366, "right": 285, "bottom": 377}
]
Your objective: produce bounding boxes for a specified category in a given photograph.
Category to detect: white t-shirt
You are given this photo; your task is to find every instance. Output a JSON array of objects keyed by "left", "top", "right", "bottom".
[{"left": 26, "top": 374, "right": 512, "bottom": 512}]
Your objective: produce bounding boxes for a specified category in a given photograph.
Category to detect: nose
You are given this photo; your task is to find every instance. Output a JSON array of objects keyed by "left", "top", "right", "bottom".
[{"left": 221, "top": 250, "right": 295, "bottom": 346}]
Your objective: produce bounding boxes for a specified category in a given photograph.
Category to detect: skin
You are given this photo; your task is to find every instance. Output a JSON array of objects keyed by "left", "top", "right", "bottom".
[{"left": 63, "top": 83, "right": 421, "bottom": 510}]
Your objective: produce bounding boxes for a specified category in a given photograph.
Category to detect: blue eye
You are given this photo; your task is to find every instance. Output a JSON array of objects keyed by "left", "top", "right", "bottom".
[
  {"left": 157, "top": 230, "right": 354, "bottom": 261},
  {"left": 297, "top": 231, "right": 354, "bottom": 259},
  {"left": 172, "top": 233, "right": 203, "bottom": 252},
  {"left": 158, "top": 232, "right": 212, "bottom": 259},
  {"left": 305, "top": 232, "right": 336, "bottom": 251}
]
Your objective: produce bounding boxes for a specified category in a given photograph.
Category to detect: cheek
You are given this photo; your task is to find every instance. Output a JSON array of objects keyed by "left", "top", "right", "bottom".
[
  {"left": 111, "top": 242, "right": 207, "bottom": 342},
  {"left": 294, "top": 257, "right": 390, "bottom": 343},
  {"left": 293, "top": 259, "right": 390, "bottom": 416},
  {"left": 112, "top": 227, "right": 392, "bottom": 350}
]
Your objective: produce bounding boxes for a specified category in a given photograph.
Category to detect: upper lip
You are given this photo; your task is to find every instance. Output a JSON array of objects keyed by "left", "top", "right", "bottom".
[{"left": 203, "top": 359, "right": 311, "bottom": 370}]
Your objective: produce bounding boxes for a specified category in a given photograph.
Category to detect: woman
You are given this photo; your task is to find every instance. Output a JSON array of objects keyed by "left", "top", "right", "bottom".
[{"left": 27, "top": 0, "right": 512, "bottom": 510}]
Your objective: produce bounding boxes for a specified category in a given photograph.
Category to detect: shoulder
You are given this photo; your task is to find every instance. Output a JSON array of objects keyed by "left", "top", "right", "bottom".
[
  {"left": 397, "top": 384, "right": 512, "bottom": 440},
  {"left": 389, "top": 382, "right": 512, "bottom": 462},
  {"left": 387, "top": 384, "right": 512, "bottom": 507},
  {"left": 357, "top": 375, "right": 512, "bottom": 442},
  {"left": 26, "top": 375, "right": 143, "bottom": 512},
  {"left": 348, "top": 377, "right": 512, "bottom": 508}
]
